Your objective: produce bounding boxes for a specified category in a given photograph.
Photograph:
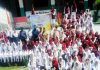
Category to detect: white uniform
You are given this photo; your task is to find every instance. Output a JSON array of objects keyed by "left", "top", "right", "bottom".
[
  {"left": 28, "top": 53, "right": 36, "bottom": 70},
  {"left": 27, "top": 29, "right": 32, "bottom": 40},
  {"left": 78, "top": 41, "right": 82, "bottom": 47},
  {"left": 13, "top": 31, "right": 18, "bottom": 38},
  {"left": 72, "top": 61, "right": 82, "bottom": 70},
  {"left": 0, "top": 44, "right": 3, "bottom": 53},
  {"left": 0, "top": 52, "right": 3, "bottom": 62}
]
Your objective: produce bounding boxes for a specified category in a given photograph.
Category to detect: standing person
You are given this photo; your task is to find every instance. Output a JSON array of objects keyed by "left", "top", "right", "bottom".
[
  {"left": 64, "top": 3, "right": 70, "bottom": 15},
  {"left": 51, "top": 7, "right": 56, "bottom": 26},
  {"left": 72, "top": 0, "right": 77, "bottom": 12},
  {"left": 38, "top": 27, "right": 43, "bottom": 41},
  {"left": 52, "top": 57, "right": 59, "bottom": 70},
  {"left": 18, "top": 28, "right": 27, "bottom": 43},
  {"left": 27, "top": 28, "right": 32, "bottom": 40},
  {"left": 6, "top": 30, "right": 13, "bottom": 43},
  {"left": 32, "top": 27, "right": 39, "bottom": 42},
  {"left": 22, "top": 40, "right": 28, "bottom": 51},
  {"left": 32, "top": 5, "right": 35, "bottom": 15},
  {"left": 13, "top": 30, "right": 19, "bottom": 45}
]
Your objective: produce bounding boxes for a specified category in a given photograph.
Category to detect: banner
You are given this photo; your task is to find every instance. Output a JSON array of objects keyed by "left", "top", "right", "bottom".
[
  {"left": 14, "top": 17, "right": 31, "bottom": 29},
  {"left": 29, "top": 14, "right": 51, "bottom": 31},
  {"left": 25, "top": 10, "right": 51, "bottom": 18}
]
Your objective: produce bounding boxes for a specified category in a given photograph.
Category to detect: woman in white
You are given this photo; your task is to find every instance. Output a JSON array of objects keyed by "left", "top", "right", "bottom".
[
  {"left": 28, "top": 53, "right": 37, "bottom": 70},
  {"left": 0, "top": 43, "right": 3, "bottom": 53},
  {"left": 0, "top": 43, "right": 3, "bottom": 62},
  {"left": 59, "top": 57, "right": 66, "bottom": 70},
  {"left": 76, "top": 25, "right": 82, "bottom": 33},
  {"left": 44, "top": 53, "right": 50, "bottom": 70},
  {"left": 27, "top": 28, "right": 32, "bottom": 40},
  {"left": 71, "top": 56, "right": 82, "bottom": 70},
  {"left": 18, "top": 41, "right": 23, "bottom": 51},
  {"left": 3, "top": 43, "right": 9, "bottom": 63},
  {"left": 36, "top": 50, "right": 42, "bottom": 69},
  {"left": 92, "top": 58, "right": 100, "bottom": 70},
  {"left": 19, "top": 50, "right": 24, "bottom": 62},
  {"left": 83, "top": 58, "right": 91, "bottom": 70},
  {"left": 76, "top": 38, "right": 82, "bottom": 46}
]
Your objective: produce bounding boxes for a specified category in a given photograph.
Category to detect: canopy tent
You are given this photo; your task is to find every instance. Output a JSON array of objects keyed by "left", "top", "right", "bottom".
[
  {"left": 0, "top": 23, "right": 11, "bottom": 32},
  {"left": 0, "top": 7, "right": 13, "bottom": 32}
]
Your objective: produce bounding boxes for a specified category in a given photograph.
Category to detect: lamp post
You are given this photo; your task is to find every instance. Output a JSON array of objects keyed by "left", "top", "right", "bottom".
[
  {"left": 18, "top": 0, "right": 25, "bottom": 16},
  {"left": 84, "top": 0, "right": 88, "bottom": 10}
]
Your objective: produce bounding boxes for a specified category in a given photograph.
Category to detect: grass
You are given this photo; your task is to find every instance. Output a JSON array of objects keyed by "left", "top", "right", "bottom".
[{"left": 0, "top": 66, "right": 28, "bottom": 70}]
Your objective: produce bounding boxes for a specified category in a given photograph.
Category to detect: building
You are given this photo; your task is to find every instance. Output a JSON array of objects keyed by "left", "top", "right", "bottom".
[{"left": 0, "top": 0, "right": 93, "bottom": 17}]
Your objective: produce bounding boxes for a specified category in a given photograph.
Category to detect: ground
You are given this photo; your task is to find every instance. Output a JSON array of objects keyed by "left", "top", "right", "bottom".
[{"left": 0, "top": 66, "right": 28, "bottom": 70}]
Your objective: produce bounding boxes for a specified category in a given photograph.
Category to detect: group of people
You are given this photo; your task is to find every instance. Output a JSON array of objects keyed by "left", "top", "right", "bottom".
[
  {"left": 0, "top": 8, "right": 100, "bottom": 70},
  {"left": 0, "top": 29, "right": 31, "bottom": 63},
  {"left": 27, "top": 9, "right": 100, "bottom": 70}
]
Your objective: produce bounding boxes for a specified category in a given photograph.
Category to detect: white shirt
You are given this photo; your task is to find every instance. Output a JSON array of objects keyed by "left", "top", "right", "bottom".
[
  {"left": 13, "top": 32, "right": 18, "bottom": 37},
  {"left": 9, "top": 31, "right": 13, "bottom": 37},
  {"left": 6, "top": 31, "right": 10, "bottom": 37},
  {"left": 28, "top": 30, "right": 32, "bottom": 38}
]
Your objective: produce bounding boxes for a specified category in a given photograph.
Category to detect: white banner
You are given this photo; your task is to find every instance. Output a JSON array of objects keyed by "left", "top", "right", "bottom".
[
  {"left": 29, "top": 14, "right": 51, "bottom": 27},
  {"left": 25, "top": 10, "right": 51, "bottom": 18}
]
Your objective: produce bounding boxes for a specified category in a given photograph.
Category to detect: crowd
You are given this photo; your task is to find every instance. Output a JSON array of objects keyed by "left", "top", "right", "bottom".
[
  {"left": 27, "top": 9, "right": 100, "bottom": 70},
  {"left": 0, "top": 8, "right": 100, "bottom": 70}
]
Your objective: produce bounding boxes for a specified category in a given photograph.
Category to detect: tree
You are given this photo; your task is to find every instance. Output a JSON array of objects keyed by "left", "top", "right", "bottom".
[
  {"left": 93, "top": 0, "right": 100, "bottom": 22},
  {"left": 93, "top": 0, "right": 100, "bottom": 10}
]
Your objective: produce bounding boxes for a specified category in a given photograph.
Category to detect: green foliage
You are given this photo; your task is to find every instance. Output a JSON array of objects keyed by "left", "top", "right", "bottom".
[
  {"left": 95, "top": 0, "right": 100, "bottom": 4},
  {"left": 93, "top": 0, "right": 100, "bottom": 10}
]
